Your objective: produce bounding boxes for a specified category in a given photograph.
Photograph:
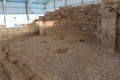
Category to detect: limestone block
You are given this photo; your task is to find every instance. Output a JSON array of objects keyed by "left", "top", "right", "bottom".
[
  {"left": 101, "top": 18, "right": 117, "bottom": 23},
  {"left": 38, "top": 21, "right": 45, "bottom": 35},
  {"left": 101, "top": 23, "right": 116, "bottom": 35},
  {"left": 100, "top": 22, "right": 116, "bottom": 53},
  {"left": 101, "top": 0, "right": 119, "bottom": 12},
  {"left": 101, "top": 13, "right": 117, "bottom": 18}
]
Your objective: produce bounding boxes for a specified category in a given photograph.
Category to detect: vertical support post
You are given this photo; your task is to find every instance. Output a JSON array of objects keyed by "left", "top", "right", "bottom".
[
  {"left": 26, "top": 0, "right": 33, "bottom": 23},
  {"left": 65, "top": 0, "right": 67, "bottom": 6},
  {"left": 26, "top": 4, "right": 30, "bottom": 23},
  {"left": 3, "top": 0, "right": 6, "bottom": 27},
  {"left": 54, "top": 0, "right": 55, "bottom": 11},
  {"left": 99, "top": 1, "right": 118, "bottom": 53},
  {"left": 44, "top": 4, "right": 47, "bottom": 14},
  {"left": 81, "top": 0, "right": 83, "bottom": 6}
]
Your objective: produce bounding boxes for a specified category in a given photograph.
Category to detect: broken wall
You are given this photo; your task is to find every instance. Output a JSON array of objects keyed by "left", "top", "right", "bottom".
[
  {"left": 35, "top": 4, "right": 100, "bottom": 35},
  {"left": 0, "top": 24, "right": 38, "bottom": 41}
]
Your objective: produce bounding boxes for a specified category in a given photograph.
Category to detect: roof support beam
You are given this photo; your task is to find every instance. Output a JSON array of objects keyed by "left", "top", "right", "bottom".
[
  {"left": 26, "top": 0, "right": 33, "bottom": 22},
  {"left": 44, "top": 0, "right": 54, "bottom": 6},
  {"left": 44, "top": 4, "right": 47, "bottom": 14},
  {"left": 27, "top": 0, "right": 33, "bottom": 6},
  {"left": 3, "top": 0, "right": 6, "bottom": 27},
  {"left": 81, "top": 0, "right": 83, "bottom": 6},
  {"left": 54, "top": 0, "right": 56, "bottom": 11},
  {"left": 64, "top": 0, "right": 67, "bottom": 6}
]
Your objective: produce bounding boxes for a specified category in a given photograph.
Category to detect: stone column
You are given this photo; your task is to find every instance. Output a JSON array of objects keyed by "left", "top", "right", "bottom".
[
  {"left": 38, "top": 16, "right": 46, "bottom": 35},
  {"left": 99, "top": 0, "right": 119, "bottom": 53}
]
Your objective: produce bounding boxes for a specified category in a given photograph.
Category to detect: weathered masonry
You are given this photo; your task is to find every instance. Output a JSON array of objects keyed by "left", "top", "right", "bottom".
[{"left": 33, "top": 0, "right": 120, "bottom": 54}]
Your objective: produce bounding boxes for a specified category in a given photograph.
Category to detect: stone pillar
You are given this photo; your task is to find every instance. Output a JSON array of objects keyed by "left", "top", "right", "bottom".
[
  {"left": 99, "top": 0, "right": 119, "bottom": 53},
  {"left": 38, "top": 17, "right": 46, "bottom": 35},
  {"left": 38, "top": 21, "right": 46, "bottom": 35},
  {"left": 54, "top": 0, "right": 56, "bottom": 11},
  {"left": 64, "top": 0, "right": 67, "bottom": 6}
]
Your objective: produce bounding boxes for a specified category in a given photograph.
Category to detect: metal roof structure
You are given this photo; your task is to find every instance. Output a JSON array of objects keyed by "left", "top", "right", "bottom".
[
  {"left": 0, "top": 0, "right": 49, "bottom": 4},
  {"left": 0, "top": 0, "right": 101, "bottom": 14},
  {"left": 0, "top": 0, "right": 101, "bottom": 26},
  {"left": 0, "top": 0, "right": 55, "bottom": 14}
]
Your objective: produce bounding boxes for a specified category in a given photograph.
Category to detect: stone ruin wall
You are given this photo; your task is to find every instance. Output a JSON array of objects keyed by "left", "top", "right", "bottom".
[
  {"left": 99, "top": 0, "right": 120, "bottom": 53},
  {"left": 0, "top": 0, "right": 120, "bottom": 52},
  {"left": 34, "top": 1, "right": 120, "bottom": 53},
  {"left": 0, "top": 24, "right": 38, "bottom": 41},
  {"left": 35, "top": 4, "right": 101, "bottom": 35}
]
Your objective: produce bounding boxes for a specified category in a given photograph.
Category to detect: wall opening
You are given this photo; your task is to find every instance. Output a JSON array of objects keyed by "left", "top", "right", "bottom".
[
  {"left": 0, "top": 14, "right": 44, "bottom": 28},
  {"left": 0, "top": 15, "right": 4, "bottom": 25}
]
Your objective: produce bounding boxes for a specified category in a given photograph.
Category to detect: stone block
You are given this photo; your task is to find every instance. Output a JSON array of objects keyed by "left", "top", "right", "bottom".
[
  {"left": 101, "top": 13, "right": 117, "bottom": 18},
  {"left": 100, "top": 22, "right": 116, "bottom": 53},
  {"left": 101, "top": 23, "right": 116, "bottom": 31},
  {"left": 101, "top": 18, "right": 117, "bottom": 23}
]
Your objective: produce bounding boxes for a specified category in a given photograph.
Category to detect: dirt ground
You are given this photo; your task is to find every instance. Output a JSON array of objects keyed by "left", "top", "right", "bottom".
[{"left": 0, "top": 31, "right": 120, "bottom": 80}]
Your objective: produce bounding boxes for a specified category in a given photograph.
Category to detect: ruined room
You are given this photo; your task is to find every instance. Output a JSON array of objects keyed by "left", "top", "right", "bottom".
[{"left": 0, "top": 0, "right": 120, "bottom": 80}]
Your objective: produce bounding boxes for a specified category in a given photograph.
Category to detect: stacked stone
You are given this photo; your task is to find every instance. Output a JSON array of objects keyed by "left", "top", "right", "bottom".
[
  {"left": 35, "top": 4, "right": 100, "bottom": 35},
  {"left": 100, "top": 0, "right": 119, "bottom": 53},
  {"left": 0, "top": 24, "right": 38, "bottom": 41}
]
